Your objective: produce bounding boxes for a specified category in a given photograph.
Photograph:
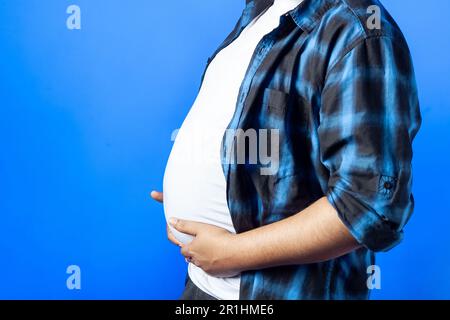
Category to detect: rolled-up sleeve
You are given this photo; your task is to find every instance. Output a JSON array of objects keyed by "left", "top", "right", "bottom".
[{"left": 319, "top": 36, "right": 422, "bottom": 252}]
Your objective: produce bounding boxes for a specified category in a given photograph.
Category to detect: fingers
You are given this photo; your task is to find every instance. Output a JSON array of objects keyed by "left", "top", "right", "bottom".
[
  {"left": 167, "top": 224, "right": 182, "bottom": 247},
  {"left": 169, "top": 218, "right": 198, "bottom": 236},
  {"left": 181, "top": 246, "right": 198, "bottom": 266},
  {"left": 151, "top": 192, "right": 179, "bottom": 246},
  {"left": 181, "top": 245, "right": 190, "bottom": 263},
  {"left": 181, "top": 245, "right": 194, "bottom": 265},
  {"left": 150, "top": 191, "right": 163, "bottom": 203},
  {"left": 181, "top": 245, "right": 190, "bottom": 258}
]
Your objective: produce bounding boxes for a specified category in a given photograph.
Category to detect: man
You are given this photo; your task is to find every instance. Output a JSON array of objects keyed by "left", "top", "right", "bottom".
[{"left": 151, "top": 0, "right": 421, "bottom": 300}]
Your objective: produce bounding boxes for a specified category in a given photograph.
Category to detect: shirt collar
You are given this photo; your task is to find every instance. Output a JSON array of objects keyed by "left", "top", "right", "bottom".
[
  {"left": 244, "top": 0, "right": 338, "bottom": 33},
  {"left": 242, "top": 0, "right": 275, "bottom": 26}
]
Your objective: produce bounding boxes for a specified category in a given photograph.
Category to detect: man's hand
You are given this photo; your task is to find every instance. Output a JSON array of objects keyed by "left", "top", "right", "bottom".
[
  {"left": 150, "top": 191, "right": 182, "bottom": 247},
  {"left": 170, "top": 218, "right": 239, "bottom": 278},
  {"left": 152, "top": 192, "right": 359, "bottom": 278}
]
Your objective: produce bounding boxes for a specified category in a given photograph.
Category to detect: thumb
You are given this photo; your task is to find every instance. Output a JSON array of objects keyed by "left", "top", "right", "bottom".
[
  {"left": 150, "top": 191, "right": 164, "bottom": 203},
  {"left": 169, "top": 218, "right": 198, "bottom": 236}
]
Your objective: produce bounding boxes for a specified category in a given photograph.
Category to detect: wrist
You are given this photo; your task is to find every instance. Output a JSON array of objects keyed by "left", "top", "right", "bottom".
[{"left": 223, "top": 232, "right": 247, "bottom": 274}]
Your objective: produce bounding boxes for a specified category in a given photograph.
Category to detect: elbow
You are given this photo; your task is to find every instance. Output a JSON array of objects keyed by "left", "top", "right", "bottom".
[{"left": 327, "top": 186, "right": 414, "bottom": 253}]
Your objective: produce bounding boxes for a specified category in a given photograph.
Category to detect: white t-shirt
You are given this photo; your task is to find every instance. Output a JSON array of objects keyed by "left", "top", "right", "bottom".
[{"left": 163, "top": 0, "right": 303, "bottom": 300}]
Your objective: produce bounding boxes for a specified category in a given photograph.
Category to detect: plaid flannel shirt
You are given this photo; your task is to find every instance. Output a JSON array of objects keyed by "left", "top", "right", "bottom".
[{"left": 199, "top": 0, "right": 421, "bottom": 299}]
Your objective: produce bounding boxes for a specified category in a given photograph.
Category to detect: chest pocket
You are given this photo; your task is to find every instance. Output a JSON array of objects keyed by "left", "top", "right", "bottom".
[
  {"left": 259, "top": 88, "right": 290, "bottom": 138},
  {"left": 263, "top": 88, "right": 289, "bottom": 117}
]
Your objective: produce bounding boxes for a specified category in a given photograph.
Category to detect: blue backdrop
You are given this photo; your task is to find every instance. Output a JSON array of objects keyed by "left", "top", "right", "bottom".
[{"left": 0, "top": 0, "right": 449, "bottom": 299}]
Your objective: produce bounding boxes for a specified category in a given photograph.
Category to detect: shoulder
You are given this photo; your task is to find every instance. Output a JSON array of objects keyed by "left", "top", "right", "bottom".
[
  {"left": 326, "top": 0, "right": 405, "bottom": 38},
  {"left": 312, "top": 0, "right": 411, "bottom": 70}
]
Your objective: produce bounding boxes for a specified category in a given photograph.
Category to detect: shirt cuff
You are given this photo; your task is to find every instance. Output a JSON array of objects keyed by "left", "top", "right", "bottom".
[{"left": 326, "top": 188, "right": 404, "bottom": 252}]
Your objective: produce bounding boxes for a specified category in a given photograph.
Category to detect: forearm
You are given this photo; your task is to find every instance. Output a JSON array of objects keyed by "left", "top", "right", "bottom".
[{"left": 228, "top": 197, "right": 361, "bottom": 272}]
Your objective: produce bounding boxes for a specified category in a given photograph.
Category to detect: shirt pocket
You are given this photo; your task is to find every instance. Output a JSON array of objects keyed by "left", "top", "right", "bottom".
[{"left": 263, "top": 88, "right": 289, "bottom": 117}]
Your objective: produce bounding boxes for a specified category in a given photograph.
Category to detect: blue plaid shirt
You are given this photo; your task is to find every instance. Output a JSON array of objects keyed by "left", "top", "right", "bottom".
[{"left": 201, "top": 0, "right": 421, "bottom": 299}]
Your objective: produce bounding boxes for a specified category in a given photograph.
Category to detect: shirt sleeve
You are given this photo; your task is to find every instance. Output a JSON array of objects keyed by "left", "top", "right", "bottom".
[{"left": 320, "top": 36, "right": 422, "bottom": 252}]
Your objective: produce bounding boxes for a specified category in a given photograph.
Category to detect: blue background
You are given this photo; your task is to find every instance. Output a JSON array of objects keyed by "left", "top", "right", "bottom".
[{"left": 0, "top": 0, "right": 448, "bottom": 299}]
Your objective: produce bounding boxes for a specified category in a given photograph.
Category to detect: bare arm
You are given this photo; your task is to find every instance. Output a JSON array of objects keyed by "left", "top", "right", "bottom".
[
  {"left": 225, "top": 197, "right": 360, "bottom": 272},
  {"left": 170, "top": 196, "right": 360, "bottom": 276}
]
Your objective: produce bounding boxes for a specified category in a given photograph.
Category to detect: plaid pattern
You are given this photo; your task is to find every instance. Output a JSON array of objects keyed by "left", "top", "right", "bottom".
[{"left": 202, "top": 0, "right": 421, "bottom": 299}]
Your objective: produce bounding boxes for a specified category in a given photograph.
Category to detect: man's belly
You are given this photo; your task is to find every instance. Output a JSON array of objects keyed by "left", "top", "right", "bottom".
[
  {"left": 162, "top": 104, "right": 241, "bottom": 300},
  {"left": 163, "top": 111, "right": 236, "bottom": 244}
]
